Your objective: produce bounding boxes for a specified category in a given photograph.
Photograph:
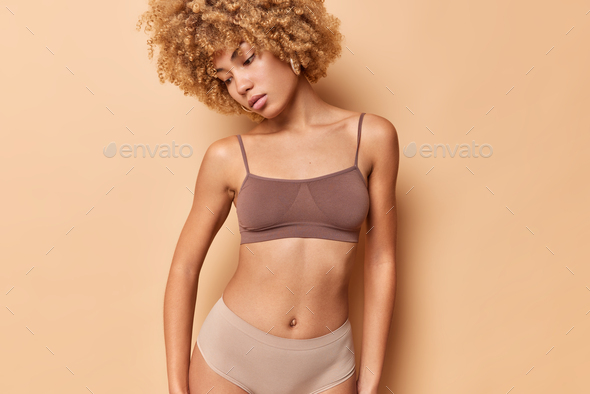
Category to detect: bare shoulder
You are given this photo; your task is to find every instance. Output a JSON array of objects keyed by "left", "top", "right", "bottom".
[
  {"left": 361, "top": 113, "right": 398, "bottom": 144},
  {"left": 360, "top": 113, "right": 399, "bottom": 175},
  {"left": 201, "top": 135, "right": 238, "bottom": 172},
  {"left": 198, "top": 134, "right": 244, "bottom": 193}
]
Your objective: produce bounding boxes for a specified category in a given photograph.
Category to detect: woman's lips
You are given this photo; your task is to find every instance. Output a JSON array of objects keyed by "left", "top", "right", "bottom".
[{"left": 251, "top": 94, "right": 267, "bottom": 110}]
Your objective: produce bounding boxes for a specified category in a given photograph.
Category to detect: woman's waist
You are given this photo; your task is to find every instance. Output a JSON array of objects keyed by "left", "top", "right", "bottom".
[{"left": 222, "top": 278, "right": 350, "bottom": 340}]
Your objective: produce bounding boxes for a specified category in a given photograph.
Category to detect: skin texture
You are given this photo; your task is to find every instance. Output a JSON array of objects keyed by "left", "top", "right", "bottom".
[{"left": 163, "top": 40, "right": 398, "bottom": 394}]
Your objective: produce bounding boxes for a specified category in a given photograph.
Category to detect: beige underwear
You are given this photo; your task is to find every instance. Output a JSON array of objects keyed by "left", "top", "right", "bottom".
[{"left": 196, "top": 294, "right": 356, "bottom": 394}]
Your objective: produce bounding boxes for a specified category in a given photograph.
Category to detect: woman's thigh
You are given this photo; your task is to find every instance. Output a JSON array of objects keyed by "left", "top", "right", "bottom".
[
  {"left": 189, "top": 342, "right": 250, "bottom": 394},
  {"left": 317, "top": 372, "right": 357, "bottom": 394}
]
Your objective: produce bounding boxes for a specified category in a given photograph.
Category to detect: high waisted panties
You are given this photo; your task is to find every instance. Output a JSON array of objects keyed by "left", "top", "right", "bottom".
[{"left": 196, "top": 294, "right": 356, "bottom": 394}]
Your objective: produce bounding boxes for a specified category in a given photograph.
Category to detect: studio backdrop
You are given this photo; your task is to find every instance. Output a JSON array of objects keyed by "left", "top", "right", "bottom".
[{"left": 1, "top": 0, "right": 589, "bottom": 393}]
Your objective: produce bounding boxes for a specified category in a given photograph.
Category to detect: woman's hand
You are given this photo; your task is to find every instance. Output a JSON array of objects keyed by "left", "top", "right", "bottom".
[
  {"left": 169, "top": 387, "right": 189, "bottom": 394},
  {"left": 356, "top": 377, "right": 378, "bottom": 394},
  {"left": 357, "top": 388, "right": 378, "bottom": 394}
]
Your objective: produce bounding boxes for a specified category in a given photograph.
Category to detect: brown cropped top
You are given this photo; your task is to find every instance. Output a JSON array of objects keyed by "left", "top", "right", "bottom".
[{"left": 235, "top": 113, "right": 370, "bottom": 245}]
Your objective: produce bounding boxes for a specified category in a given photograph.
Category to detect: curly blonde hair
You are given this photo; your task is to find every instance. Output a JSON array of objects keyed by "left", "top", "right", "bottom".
[{"left": 136, "top": 0, "right": 345, "bottom": 123}]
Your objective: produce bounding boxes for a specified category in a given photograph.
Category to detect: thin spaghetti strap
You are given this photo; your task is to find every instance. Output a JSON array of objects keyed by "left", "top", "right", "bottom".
[
  {"left": 236, "top": 135, "right": 250, "bottom": 174},
  {"left": 354, "top": 113, "right": 366, "bottom": 167}
]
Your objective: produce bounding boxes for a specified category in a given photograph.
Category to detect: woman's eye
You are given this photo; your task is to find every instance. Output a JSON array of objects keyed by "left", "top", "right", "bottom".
[
  {"left": 244, "top": 54, "right": 255, "bottom": 65},
  {"left": 224, "top": 54, "right": 254, "bottom": 85}
]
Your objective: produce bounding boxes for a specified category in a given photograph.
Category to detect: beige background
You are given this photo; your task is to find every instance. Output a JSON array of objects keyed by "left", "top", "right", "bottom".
[{"left": 1, "top": 0, "right": 590, "bottom": 393}]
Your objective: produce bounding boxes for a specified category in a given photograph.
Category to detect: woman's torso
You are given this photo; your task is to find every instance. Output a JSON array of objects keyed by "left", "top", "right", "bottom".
[{"left": 223, "top": 110, "right": 369, "bottom": 339}]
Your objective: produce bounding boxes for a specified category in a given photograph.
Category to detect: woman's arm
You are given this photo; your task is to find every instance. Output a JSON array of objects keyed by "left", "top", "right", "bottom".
[
  {"left": 357, "top": 115, "right": 399, "bottom": 394},
  {"left": 164, "top": 138, "right": 236, "bottom": 394}
]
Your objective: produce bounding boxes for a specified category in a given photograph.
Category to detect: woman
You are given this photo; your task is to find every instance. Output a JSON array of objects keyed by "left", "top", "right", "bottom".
[{"left": 137, "top": 1, "right": 398, "bottom": 393}]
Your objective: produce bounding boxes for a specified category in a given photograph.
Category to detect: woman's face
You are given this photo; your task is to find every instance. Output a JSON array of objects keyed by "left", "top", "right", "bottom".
[{"left": 213, "top": 41, "right": 298, "bottom": 118}]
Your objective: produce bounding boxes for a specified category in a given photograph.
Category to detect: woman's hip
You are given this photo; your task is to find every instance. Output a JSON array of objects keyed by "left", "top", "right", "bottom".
[{"left": 196, "top": 294, "right": 356, "bottom": 394}]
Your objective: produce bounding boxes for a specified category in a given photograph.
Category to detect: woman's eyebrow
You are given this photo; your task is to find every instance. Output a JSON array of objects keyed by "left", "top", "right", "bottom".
[{"left": 216, "top": 42, "right": 246, "bottom": 73}]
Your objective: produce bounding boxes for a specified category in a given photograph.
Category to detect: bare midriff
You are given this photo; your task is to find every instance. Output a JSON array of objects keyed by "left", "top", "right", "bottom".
[{"left": 222, "top": 237, "right": 357, "bottom": 340}]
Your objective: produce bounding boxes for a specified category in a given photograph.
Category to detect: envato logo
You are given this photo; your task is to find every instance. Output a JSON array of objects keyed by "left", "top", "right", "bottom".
[
  {"left": 403, "top": 141, "right": 493, "bottom": 158},
  {"left": 103, "top": 141, "right": 193, "bottom": 158}
]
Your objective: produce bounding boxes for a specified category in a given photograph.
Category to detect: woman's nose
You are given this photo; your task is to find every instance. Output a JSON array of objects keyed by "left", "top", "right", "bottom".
[{"left": 235, "top": 75, "right": 253, "bottom": 95}]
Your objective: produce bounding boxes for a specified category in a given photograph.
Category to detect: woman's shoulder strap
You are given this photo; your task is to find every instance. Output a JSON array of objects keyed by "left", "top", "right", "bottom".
[
  {"left": 236, "top": 135, "right": 250, "bottom": 174},
  {"left": 355, "top": 113, "right": 366, "bottom": 167}
]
